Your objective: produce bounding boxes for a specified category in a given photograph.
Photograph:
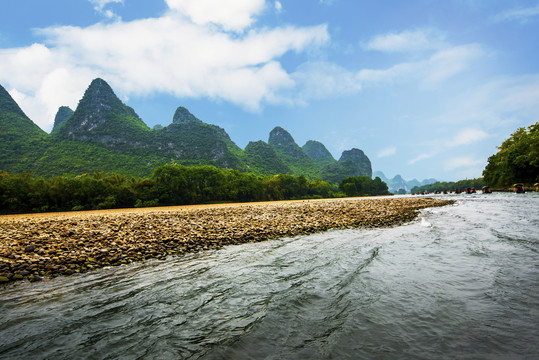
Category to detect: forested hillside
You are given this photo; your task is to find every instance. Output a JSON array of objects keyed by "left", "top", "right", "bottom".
[{"left": 1, "top": 78, "right": 372, "bottom": 182}]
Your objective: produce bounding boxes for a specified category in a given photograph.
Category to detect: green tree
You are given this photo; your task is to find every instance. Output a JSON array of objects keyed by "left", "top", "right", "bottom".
[{"left": 483, "top": 122, "right": 539, "bottom": 186}]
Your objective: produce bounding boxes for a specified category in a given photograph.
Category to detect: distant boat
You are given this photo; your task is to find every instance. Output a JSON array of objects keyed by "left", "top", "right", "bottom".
[
  {"left": 535, "top": 183, "right": 539, "bottom": 192},
  {"left": 513, "top": 184, "right": 525, "bottom": 193},
  {"left": 482, "top": 186, "right": 492, "bottom": 194},
  {"left": 465, "top": 187, "right": 476, "bottom": 194}
]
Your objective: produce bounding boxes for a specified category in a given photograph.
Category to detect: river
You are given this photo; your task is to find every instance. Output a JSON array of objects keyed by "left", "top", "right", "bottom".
[{"left": 0, "top": 193, "right": 538, "bottom": 359}]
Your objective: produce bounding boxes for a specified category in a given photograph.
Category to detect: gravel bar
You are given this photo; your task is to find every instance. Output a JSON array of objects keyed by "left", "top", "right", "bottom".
[{"left": 0, "top": 197, "right": 453, "bottom": 285}]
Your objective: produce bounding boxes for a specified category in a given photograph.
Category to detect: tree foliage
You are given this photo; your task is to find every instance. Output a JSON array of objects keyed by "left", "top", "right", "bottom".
[
  {"left": 0, "top": 164, "right": 392, "bottom": 214},
  {"left": 411, "top": 178, "right": 486, "bottom": 193},
  {"left": 339, "top": 176, "right": 390, "bottom": 197},
  {"left": 483, "top": 122, "right": 539, "bottom": 186}
]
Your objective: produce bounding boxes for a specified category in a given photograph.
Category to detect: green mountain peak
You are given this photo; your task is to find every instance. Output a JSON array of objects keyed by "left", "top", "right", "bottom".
[
  {"left": 338, "top": 148, "right": 372, "bottom": 177},
  {"left": 173, "top": 106, "right": 202, "bottom": 124},
  {"left": 302, "top": 140, "right": 335, "bottom": 166},
  {"left": 243, "top": 140, "right": 291, "bottom": 175},
  {"left": 268, "top": 126, "right": 319, "bottom": 177},
  {"left": 0, "top": 83, "right": 47, "bottom": 173},
  {"left": 51, "top": 106, "right": 74, "bottom": 134},
  {"left": 268, "top": 126, "right": 295, "bottom": 147},
  {"left": 58, "top": 78, "right": 149, "bottom": 144},
  {"left": 0, "top": 84, "right": 29, "bottom": 119}
]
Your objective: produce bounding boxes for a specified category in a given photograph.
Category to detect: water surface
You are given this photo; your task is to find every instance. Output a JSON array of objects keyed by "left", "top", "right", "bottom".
[{"left": 1, "top": 193, "right": 538, "bottom": 359}]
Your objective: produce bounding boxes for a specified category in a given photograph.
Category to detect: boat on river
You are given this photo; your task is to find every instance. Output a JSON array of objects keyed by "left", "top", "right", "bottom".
[
  {"left": 513, "top": 184, "right": 525, "bottom": 193},
  {"left": 482, "top": 186, "right": 492, "bottom": 194}
]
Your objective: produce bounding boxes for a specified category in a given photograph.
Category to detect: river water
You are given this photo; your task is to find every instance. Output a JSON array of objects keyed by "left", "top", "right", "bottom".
[{"left": 0, "top": 193, "right": 538, "bottom": 359}]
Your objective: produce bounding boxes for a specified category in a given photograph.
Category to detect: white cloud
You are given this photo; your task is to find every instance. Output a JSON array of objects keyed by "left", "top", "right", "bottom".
[
  {"left": 444, "top": 156, "right": 483, "bottom": 171},
  {"left": 363, "top": 29, "right": 446, "bottom": 52},
  {"left": 290, "top": 61, "right": 362, "bottom": 102},
  {"left": 275, "top": 1, "right": 282, "bottom": 13},
  {"left": 432, "top": 74, "right": 539, "bottom": 128},
  {"left": 403, "top": 73, "right": 539, "bottom": 175},
  {"left": 493, "top": 3, "right": 539, "bottom": 23},
  {"left": 446, "top": 128, "right": 489, "bottom": 147},
  {"left": 89, "top": 0, "right": 123, "bottom": 11},
  {"left": 0, "top": 4, "right": 329, "bottom": 131},
  {"left": 420, "top": 44, "right": 484, "bottom": 88},
  {"left": 357, "top": 44, "right": 483, "bottom": 88},
  {"left": 407, "top": 129, "right": 489, "bottom": 166},
  {"left": 377, "top": 146, "right": 397, "bottom": 158},
  {"left": 89, "top": 0, "right": 123, "bottom": 19},
  {"left": 165, "top": 0, "right": 266, "bottom": 32},
  {"left": 408, "top": 153, "right": 435, "bottom": 165},
  {"left": 287, "top": 42, "right": 483, "bottom": 106}
]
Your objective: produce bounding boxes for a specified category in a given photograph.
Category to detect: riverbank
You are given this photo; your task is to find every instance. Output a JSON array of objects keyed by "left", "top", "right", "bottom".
[{"left": 0, "top": 197, "right": 452, "bottom": 284}]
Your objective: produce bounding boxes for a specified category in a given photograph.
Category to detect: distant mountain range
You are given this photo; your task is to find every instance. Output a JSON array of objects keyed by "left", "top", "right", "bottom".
[
  {"left": 373, "top": 171, "right": 437, "bottom": 193},
  {"left": 0, "top": 78, "right": 372, "bottom": 183}
]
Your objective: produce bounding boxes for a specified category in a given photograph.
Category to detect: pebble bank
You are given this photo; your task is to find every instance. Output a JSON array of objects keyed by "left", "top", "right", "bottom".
[{"left": 0, "top": 197, "right": 452, "bottom": 284}]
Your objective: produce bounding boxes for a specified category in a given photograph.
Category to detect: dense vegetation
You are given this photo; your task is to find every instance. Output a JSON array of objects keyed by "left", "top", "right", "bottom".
[
  {"left": 0, "top": 84, "right": 48, "bottom": 174},
  {"left": 0, "top": 165, "right": 391, "bottom": 214},
  {"left": 483, "top": 122, "right": 538, "bottom": 186},
  {"left": 339, "top": 176, "right": 390, "bottom": 196},
  {"left": 411, "top": 178, "right": 486, "bottom": 193}
]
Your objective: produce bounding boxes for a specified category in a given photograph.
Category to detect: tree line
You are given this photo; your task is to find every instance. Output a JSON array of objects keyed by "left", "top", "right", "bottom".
[
  {"left": 0, "top": 164, "right": 390, "bottom": 214},
  {"left": 411, "top": 178, "right": 486, "bottom": 193}
]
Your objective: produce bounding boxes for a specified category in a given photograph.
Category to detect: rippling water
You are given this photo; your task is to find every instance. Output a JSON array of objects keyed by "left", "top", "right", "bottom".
[{"left": 1, "top": 193, "right": 538, "bottom": 359}]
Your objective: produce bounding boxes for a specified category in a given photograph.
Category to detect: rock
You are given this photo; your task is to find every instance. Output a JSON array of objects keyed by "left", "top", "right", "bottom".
[{"left": 0, "top": 197, "right": 453, "bottom": 285}]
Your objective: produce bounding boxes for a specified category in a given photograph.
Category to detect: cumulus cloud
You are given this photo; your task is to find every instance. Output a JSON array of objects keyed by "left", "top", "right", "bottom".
[
  {"left": 275, "top": 1, "right": 282, "bottom": 13},
  {"left": 363, "top": 29, "right": 446, "bottom": 52},
  {"left": 0, "top": 2, "right": 329, "bottom": 131},
  {"left": 165, "top": 0, "right": 266, "bottom": 32}
]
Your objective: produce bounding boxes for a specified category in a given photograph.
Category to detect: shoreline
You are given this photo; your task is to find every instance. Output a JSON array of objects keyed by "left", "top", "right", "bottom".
[{"left": 0, "top": 197, "right": 453, "bottom": 285}]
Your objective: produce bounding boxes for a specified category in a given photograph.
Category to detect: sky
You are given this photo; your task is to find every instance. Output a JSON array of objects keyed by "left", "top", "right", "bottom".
[{"left": 1, "top": 0, "right": 538, "bottom": 182}]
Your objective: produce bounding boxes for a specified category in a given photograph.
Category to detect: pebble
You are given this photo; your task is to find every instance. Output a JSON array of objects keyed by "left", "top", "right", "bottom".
[{"left": 0, "top": 197, "right": 453, "bottom": 285}]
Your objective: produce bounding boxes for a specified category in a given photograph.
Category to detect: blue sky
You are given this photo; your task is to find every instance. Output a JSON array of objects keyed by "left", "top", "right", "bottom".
[{"left": 1, "top": 0, "right": 538, "bottom": 181}]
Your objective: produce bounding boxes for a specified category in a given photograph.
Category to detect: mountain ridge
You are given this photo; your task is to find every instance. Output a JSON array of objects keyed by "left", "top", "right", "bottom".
[
  {"left": 374, "top": 171, "right": 437, "bottom": 193},
  {"left": 1, "top": 78, "right": 372, "bottom": 182}
]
